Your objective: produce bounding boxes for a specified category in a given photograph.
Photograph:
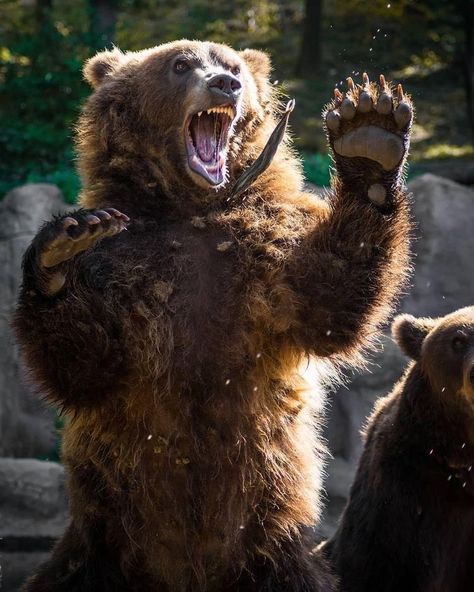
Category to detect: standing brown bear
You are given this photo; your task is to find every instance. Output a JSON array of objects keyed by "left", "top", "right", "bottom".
[
  {"left": 324, "top": 307, "right": 474, "bottom": 592},
  {"left": 15, "top": 40, "right": 413, "bottom": 591}
]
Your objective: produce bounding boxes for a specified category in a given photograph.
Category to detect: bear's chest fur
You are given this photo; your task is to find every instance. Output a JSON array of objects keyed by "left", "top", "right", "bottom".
[{"left": 61, "top": 204, "right": 323, "bottom": 588}]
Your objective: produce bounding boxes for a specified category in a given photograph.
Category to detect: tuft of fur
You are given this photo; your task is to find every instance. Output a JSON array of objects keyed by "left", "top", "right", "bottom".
[
  {"left": 391, "top": 313, "right": 436, "bottom": 359},
  {"left": 15, "top": 41, "right": 412, "bottom": 592},
  {"left": 83, "top": 47, "right": 129, "bottom": 88}
]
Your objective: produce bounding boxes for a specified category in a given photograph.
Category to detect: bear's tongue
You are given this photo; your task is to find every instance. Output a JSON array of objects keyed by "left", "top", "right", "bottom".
[{"left": 190, "top": 112, "right": 224, "bottom": 164}]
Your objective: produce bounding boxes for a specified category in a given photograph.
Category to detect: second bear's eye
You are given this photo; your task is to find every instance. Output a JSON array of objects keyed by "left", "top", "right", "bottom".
[
  {"left": 452, "top": 335, "right": 467, "bottom": 353},
  {"left": 174, "top": 59, "right": 191, "bottom": 74}
]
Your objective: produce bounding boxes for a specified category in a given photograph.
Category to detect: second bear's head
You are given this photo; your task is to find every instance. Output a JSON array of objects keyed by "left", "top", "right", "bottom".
[
  {"left": 78, "top": 41, "right": 276, "bottom": 195},
  {"left": 392, "top": 307, "right": 474, "bottom": 403}
]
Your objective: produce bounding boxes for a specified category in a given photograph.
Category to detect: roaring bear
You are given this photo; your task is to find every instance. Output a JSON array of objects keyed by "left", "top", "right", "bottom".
[
  {"left": 324, "top": 307, "right": 474, "bottom": 592},
  {"left": 15, "top": 40, "right": 413, "bottom": 591}
]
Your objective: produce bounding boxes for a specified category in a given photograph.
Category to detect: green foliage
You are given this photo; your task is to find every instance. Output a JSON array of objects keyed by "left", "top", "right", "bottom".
[
  {"left": 302, "top": 152, "right": 332, "bottom": 187},
  {"left": 0, "top": 0, "right": 90, "bottom": 200},
  {"left": 36, "top": 412, "right": 64, "bottom": 462},
  {"left": 0, "top": 0, "right": 471, "bottom": 201},
  {"left": 26, "top": 166, "right": 81, "bottom": 204}
]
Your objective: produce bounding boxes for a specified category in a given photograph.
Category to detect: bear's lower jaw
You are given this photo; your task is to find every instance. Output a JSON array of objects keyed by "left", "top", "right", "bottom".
[{"left": 186, "top": 151, "right": 227, "bottom": 188}]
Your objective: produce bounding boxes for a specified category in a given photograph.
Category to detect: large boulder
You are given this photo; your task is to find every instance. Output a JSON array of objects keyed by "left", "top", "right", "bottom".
[
  {"left": 321, "top": 174, "right": 474, "bottom": 538},
  {"left": 0, "top": 184, "right": 70, "bottom": 457},
  {"left": 0, "top": 458, "right": 68, "bottom": 591}
]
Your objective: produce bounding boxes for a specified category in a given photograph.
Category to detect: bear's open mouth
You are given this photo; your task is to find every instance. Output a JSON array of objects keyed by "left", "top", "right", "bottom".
[{"left": 185, "top": 105, "right": 236, "bottom": 187}]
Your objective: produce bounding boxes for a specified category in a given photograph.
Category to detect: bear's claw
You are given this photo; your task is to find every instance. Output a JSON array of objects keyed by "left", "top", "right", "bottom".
[{"left": 40, "top": 208, "right": 129, "bottom": 268}]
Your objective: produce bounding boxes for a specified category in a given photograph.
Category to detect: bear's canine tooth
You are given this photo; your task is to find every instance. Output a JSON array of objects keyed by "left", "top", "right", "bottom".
[{"left": 197, "top": 111, "right": 202, "bottom": 117}]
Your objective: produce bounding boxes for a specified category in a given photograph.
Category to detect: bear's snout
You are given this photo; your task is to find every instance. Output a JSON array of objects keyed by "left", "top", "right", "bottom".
[{"left": 207, "top": 73, "right": 242, "bottom": 101}]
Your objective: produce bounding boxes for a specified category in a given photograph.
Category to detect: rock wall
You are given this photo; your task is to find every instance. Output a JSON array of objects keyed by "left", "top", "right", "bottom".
[
  {"left": 0, "top": 458, "right": 68, "bottom": 591},
  {"left": 0, "top": 184, "right": 70, "bottom": 458},
  {"left": 0, "top": 184, "right": 71, "bottom": 591}
]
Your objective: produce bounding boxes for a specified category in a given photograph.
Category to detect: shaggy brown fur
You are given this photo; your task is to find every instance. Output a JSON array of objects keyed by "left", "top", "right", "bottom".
[
  {"left": 15, "top": 41, "right": 412, "bottom": 591},
  {"left": 323, "top": 307, "right": 474, "bottom": 592}
]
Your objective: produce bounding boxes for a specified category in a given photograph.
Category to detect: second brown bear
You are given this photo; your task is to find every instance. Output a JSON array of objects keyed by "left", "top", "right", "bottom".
[{"left": 324, "top": 307, "right": 474, "bottom": 592}]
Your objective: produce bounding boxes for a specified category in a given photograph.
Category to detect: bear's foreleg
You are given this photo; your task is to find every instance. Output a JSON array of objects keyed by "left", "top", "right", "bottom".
[
  {"left": 286, "top": 74, "right": 413, "bottom": 359},
  {"left": 14, "top": 209, "right": 130, "bottom": 408}
]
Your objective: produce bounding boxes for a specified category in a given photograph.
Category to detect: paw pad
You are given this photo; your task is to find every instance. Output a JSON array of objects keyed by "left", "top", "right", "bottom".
[
  {"left": 324, "top": 73, "right": 413, "bottom": 172},
  {"left": 368, "top": 183, "right": 387, "bottom": 206}
]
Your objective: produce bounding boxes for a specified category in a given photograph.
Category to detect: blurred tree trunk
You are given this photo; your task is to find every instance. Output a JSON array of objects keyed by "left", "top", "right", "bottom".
[
  {"left": 34, "top": 0, "right": 54, "bottom": 68},
  {"left": 89, "top": 0, "right": 118, "bottom": 50},
  {"left": 295, "top": 0, "right": 323, "bottom": 78},
  {"left": 35, "top": 0, "right": 52, "bottom": 25},
  {"left": 461, "top": 0, "right": 474, "bottom": 137}
]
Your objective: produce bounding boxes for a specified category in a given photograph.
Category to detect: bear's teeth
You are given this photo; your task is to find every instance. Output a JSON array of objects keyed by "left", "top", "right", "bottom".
[{"left": 205, "top": 106, "right": 234, "bottom": 119}]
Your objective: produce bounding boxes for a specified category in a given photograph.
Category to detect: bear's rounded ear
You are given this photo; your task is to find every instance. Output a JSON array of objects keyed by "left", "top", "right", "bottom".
[
  {"left": 240, "top": 49, "right": 272, "bottom": 80},
  {"left": 83, "top": 48, "right": 127, "bottom": 88},
  {"left": 391, "top": 314, "right": 436, "bottom": 360}
]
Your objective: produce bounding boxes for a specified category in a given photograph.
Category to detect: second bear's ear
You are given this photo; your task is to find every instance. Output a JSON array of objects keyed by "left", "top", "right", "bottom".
[
  {"left": 392, "top": 314, "right": 436, "bottom": 360},
  {"left": 240, "top": 49, "right": 272, "bottom": 80},
  {"left": 83, "top": 48, "right": 127, "bottom": 88}
]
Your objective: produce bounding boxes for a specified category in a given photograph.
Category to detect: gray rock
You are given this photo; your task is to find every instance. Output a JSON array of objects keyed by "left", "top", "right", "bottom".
[
  {"left": 0, "top": 184, "right": 71, "bottom": 457},
  {"left": 0, "top": 459, "right": 68, "bottom": 590},
  {"left": 403, "top": 174, "right": 474, "bottom": 316},
  {"left": 322, "top": 174, "right": 474, "bottom": 536},
  {"left": 2, "top": 552, "right": 51, "bottom": 592},
  {"left": 0, "top": 458, "right": 68, "bottom": 592},
  {"left": 0, "top": 458, "right": 68, "bottom": 540}
]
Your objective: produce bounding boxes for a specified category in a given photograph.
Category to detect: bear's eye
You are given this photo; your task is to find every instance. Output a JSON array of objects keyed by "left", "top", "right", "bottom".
[
  {"left": 230, "top": 65, "right": 241, "bottom": 76},
  {"left": 452, "top": 335, "right": 468, "bottom": 353},
  {"left": 174, "top": 59, "right": 191, "bottom": 74}
]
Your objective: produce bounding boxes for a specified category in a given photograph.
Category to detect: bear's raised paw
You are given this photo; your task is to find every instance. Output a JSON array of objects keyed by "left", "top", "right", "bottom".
[
  {"left": 40, "top": 208, "right": 129, "bottom": 268},
  {"left": 324, "top": 73, "right": 413, "bottom": 199}
]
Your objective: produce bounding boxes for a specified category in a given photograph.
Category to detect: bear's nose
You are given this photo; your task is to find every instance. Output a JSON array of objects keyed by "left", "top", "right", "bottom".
[{"left": 207, "top": 73, "right": 242, "bottom": 99}]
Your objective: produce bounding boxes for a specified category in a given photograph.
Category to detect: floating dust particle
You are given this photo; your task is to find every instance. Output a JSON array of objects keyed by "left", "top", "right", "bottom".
[
  {"left": 153, "top": 281, "right": 173, "bottom": 303},
  {"left": 191, "top": 216, "right": 206, "bottom": 229},
  {"left": 217, "top": 241, "right": 233, "bottom": 252}
]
